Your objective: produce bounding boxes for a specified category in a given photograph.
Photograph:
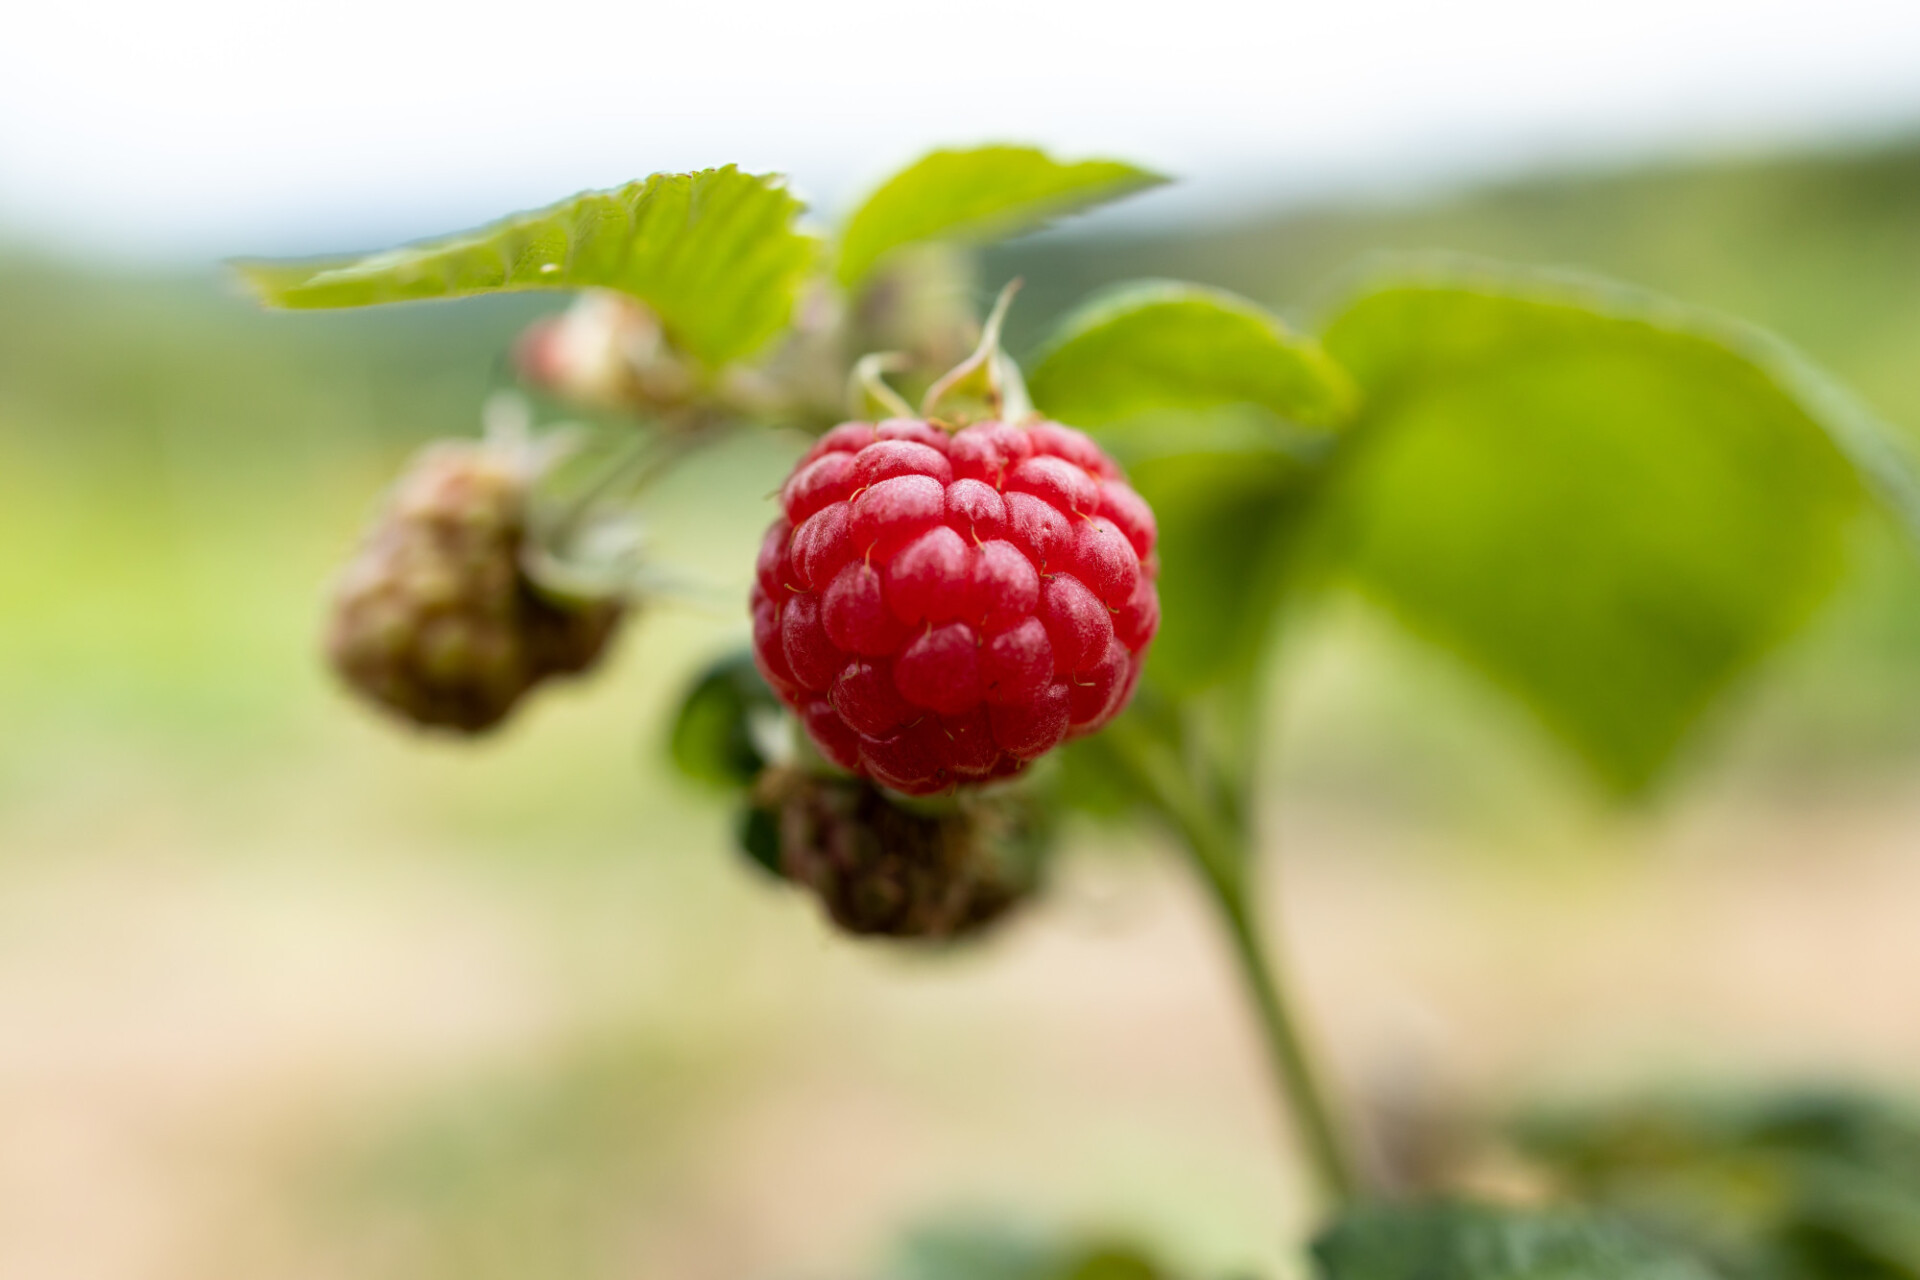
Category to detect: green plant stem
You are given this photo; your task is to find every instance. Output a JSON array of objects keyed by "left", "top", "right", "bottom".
[
  {"left": 1210, "top": 865, "right": 1359, "bottom": 1210},
  {"left": 1112, "top": 724, "right": 1360, "bottom": 1208},
  {"left": 547, "top": 421, "right": 730, "bottom": 548}
]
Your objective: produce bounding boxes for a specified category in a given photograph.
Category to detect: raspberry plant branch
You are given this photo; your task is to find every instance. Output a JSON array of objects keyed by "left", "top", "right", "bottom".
[
  {"left": 1103, "top": 716, "right": 1360, "bottom": 1208},
  {"left": 541, "top": 426, "right": 659, "bottom": 541},
  {"left": 1216, "top": 870, "right": 1359, "bottom": 1209},
  {"left": 245, "top": 142, "right": 1920, "bottom": 1278}
]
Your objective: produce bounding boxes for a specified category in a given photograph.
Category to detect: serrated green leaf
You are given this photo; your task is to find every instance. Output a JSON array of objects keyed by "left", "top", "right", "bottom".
[
  {"left": 1313, "top": 1201, "right": 1722, "bottom": 1280},
  {"left": 668, "top": 651, "right": 780, "bottom": 790},
  {"left": 1319, "top": 258, "right": 1899, "bottom": 793},
  {"left": 1028, "top": 281, "right": 1358, "bottom": 432},
  {"left": 836, "top": 145, "right": 1166, "bottom": 288},
  {"left": 234, "top": 167, "right": 816, "bottom": 368}
]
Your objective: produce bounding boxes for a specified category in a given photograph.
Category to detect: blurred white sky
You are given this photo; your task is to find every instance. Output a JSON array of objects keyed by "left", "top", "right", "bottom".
[{"left": 4, "top": 0, "right": 1920, "bottom": 262}]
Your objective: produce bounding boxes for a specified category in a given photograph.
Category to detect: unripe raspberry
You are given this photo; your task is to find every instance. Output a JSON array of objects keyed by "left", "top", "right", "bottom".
[
  {"left": 752, "top": 767, "right": 1044, "bottom": 939},
  {"left": 751, "top": 418, "right": 1159, "bottom": 794},
  {"left": 327, "top": 440, "right": 622, "bottom": 732}
]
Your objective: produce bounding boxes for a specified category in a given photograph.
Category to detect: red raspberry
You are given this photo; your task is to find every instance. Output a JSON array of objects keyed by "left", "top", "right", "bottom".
[{"left": 751, "top": 418, "right": 1160, "bottom": 795}]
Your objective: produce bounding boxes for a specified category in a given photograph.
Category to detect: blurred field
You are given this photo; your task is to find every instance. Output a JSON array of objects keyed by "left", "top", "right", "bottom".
[{"left": 5, "top": 139, "right": 1920, "bottom": 1280}]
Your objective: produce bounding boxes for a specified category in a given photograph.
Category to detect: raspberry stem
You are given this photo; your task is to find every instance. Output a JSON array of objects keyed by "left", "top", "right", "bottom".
[
  {"left": 1106, "top": 719, "right": 1360, "bottom": 1209},
  {"left": 1212, "top": 859, "right": 1360, "bottom": 1210},
  {"left": 548, "top": 425, "right": 711, "bottom": 545}
]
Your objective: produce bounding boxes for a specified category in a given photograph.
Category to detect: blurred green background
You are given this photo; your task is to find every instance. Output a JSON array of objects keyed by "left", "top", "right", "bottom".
[{"left": 5, "top": 139, "right": 1920, "bottom": 1280}]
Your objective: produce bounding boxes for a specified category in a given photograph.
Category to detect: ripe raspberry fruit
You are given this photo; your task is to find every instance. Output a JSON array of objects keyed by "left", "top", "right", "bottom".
[
  {"left": 751, "top": 418, "right": 1159, "bottom": 795},
  {"left": 327, "top": 440, "right": 622, "bottom": 732},
  {"left": 750, "top": 766, "right": 1045, "bottom": 939}
]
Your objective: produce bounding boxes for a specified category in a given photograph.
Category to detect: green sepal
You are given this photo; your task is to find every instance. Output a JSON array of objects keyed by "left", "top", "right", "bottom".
[
  {"left": 848, "top": 352, "right": 915, "bottom": 420},
  {"left": 922, "top": 280, "right": 1030, "bottom": 425}
]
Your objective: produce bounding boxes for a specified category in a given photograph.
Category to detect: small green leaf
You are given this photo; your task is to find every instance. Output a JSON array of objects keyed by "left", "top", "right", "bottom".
[
  {"left": 668, "top": 651, "right": 780, "bottom": 789},
  {"left": 1313, "top": 1201, "right": 1721, "bottom": 1280},
  {"left": 1028, "top": 281, "right": 1358, "bottom": 431},
  {"left": 1319, "top": 258, "right": 1900, "bottom": 793},
  {"left": 836, "top": 145, "right": 1166, "bottom": 288},
  {"left": 736, "top": 805, "right": 784, "bottom": 878},
  {"left": 234, "top": 167, "right": 816, "bottom": 368}
]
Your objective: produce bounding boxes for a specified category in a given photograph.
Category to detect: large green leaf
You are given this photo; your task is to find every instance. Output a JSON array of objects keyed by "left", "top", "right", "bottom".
[
  {"left": 836, "top": 145, "right": 1165, "bottom": 287},
  {"left": 1028, "top": 281, "right": 1358, "bottom": 432},
  {"left": 234, "top": 167, "right": 816, "bottom": 368},
  {"left": 1319, "top": 258, "right": 1906, "bottom": 793},
  {"left": 1314, "top": 1201, "right": 1721, "bottom": 1280}
]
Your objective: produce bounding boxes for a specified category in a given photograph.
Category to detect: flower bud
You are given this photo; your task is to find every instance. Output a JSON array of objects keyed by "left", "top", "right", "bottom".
[{"left": 514, "top": 290, "right": 695, "bottom": 413}]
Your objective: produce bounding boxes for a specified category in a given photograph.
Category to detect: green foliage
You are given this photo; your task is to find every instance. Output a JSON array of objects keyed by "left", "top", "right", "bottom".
[
  {"left": 1318, "top": 259, "right": 1890, "bottom": 793},
  {"left": 734, "top": 805, "right": 783, "bottom": 878},
  {"left": 1049, "top": 679, "right": 1196, "bottom": 822},
  {"left": 1129, "top": 441, "right": 1320, "bottom": 695},
  {"left": 1516, "top": 1089, "right": 1920, "bottom": 1280},
  {"left": 666, "top": 651, "right": 779, "bottom": 790},
  {"left": 1023, "top": 281, "right": 1350, "bottom": 704},
  {"left": 1050, "top": 733, "right": 1142, "bottom": 820},
  {"left": 1028, "top": 281, "right": 1357, "bottom": 432},
  {"left": 235, "top": 167, "right": 816, "bottom": 368},
  {"left": 1045, "top": 425, "right": 1323, "bottom": 835},
  {"left": 1313, "top": 1201, "right": 1721, "bottom": 1280},
  {"left": 198, "top": 143, "right": 1920, "bottom": 1263},
  {"left": 884, "top": 1220, "right": 1171, "bottom": 1280},
  {"left": 989, "top": 140, "right": 1920, "bottom": 435},
  {"left": 836, "top": 145, "right": 1166, "bottom": 288}
]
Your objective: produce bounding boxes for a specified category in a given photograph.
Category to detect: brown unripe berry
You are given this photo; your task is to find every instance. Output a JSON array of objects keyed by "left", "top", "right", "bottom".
[
  {"left": 326, "top": 440, "right": 621, "bottom": 732},
  {"left": 752, "top": 767, "right": 1045, "bottom": 940}
]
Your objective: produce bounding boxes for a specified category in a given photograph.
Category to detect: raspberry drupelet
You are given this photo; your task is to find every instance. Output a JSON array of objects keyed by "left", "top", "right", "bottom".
[{"left": 751, "top": 417, "right": 1160, "bottom": 795}]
